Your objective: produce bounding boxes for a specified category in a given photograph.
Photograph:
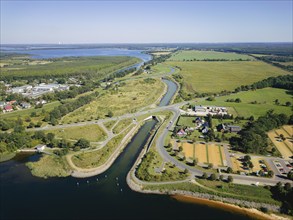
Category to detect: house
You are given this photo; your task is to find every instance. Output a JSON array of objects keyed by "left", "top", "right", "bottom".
[
  {"left": 8, "top": 100, "right": 17, "bottom": 105},
  {"left": 21, "top": 102, "right": 31, "bottom": 109},
  {"left": 227, "top": 125, "right": 241, "bottom": 133},
  {"left": 177, "top": 129, "right": 187, "bottom": 137},
  {"left": 194, "top": 106, "right": 206, "bottom": 113},
  {"left": 35, "top": 144, "right": 46, "bottom": 152},
  {"left": 11, "top": 85, "right": 32, "bottom": 93},
  {"left": 35, "top": 100, "right": 47, "bottom": 105},
  {"left": 0, "top": 101, "right": 6, "bottom": 108},
  {"left": 3, "top": 105, "right": 13, "bottom": 112}
]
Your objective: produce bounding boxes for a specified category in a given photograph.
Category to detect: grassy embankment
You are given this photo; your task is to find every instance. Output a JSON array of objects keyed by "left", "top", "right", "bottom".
[
  {"left": 61, "top": 78, "right": 165, "bottom": 123},
  {"left": 196, "top": 87, "right": 292, "bottom": 118},
  {"left": 26, "top": 155, "right": 71, "bottom": 178},
  {"left": 144, "top": 180, "right": 280, "bottom": 205},
  {"left": 44, "top": 124, "right": 107, "bottom": 143},
  {"left": 135, "top": 111, "right": 189, "bottom": 182},
  {"left": 71, "top": 125, "right": 135, "bottom": 169}
]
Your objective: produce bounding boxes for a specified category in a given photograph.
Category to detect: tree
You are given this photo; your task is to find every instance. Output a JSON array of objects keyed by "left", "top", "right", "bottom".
[
  {"left": 227, "top": 167, "right": 233, "bottom": 173},
  {"left": 208, "top": 163, "right": 213, "bottom": 169},
  {"left": 248, "top": 162, "right": 254, "bottom": 170},
  {"left": 183, "top": 168, "right": 189, "bottom": 174},
  {"left": 75, "top": 138, "right": 90, "bottom": 149},
  {"left": 46, "top": 133, "right": 55, "bottom": 143},
  {"left": 227, "top": 175, "right": 233, "bottom": 183},
  {"left": 287, "top": 171, "right": 293, "bottom": 180},
  {"left": 235, "top": 98, "right": 241, "bottom": 103},
  {"left": 167, "top": 143, "right": 172, "bottom": 148},
  {"left": 268, "top": 170, "right": 274, "bottom": 178},
  {"left": 210, "top": 173, "right": 217, "bottom": 181},
  {"left": 284, "top": 182, "right": 291, "bottom": 191},
  {"left": 244, "top": 155, "right": 251, "bottom": 162},
  {"left": 274, "top": 99, "right": 280, "bottom": 105},
  {"left": 285, "top": 101, "right": 291, "bottom": 107},
  {"left": 202, "top": 172, "right": 208, "bottom": 179},
  {"left": 108, "top": 111, "right": 113, "bottom": 118},
  {"left": 219, "top": 175, "right": 224, "bottom": 181}
]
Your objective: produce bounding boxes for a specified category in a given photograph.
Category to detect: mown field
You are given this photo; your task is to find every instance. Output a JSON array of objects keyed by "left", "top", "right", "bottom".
[
  {"left": 169, "top": 50, "right": 254, "bottom": 61},
  {"left": 168, "top": 61, "right": 289, "bottom": 93},
  {"left": 0, "top": 56, "right": 140, "bottom": 80},
  {"left": 196, "top": 87, "right": 292, "bottom": 118},
  {"left": 61, "top": 78, "right": 165, "bottom": 123},
  {"left": 45, "top": 124, "right": 107, "bottom": 143}
]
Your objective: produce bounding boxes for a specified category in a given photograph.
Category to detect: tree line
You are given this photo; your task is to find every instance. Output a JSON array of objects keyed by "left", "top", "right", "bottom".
[{"left": 230, "top": 110, "right": 292, "bottom": 154}]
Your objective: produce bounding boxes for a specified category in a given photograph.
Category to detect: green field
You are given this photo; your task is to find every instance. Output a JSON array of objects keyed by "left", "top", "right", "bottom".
[
  {"left": 26, "top": 155, "right": 71, "bottom": 178},
  {"left": 0, "top": 56, "right": 140, "bottom": 80},
  {"left": 196, "top": 87, "right": 292, "bottom": 118},
  {"left": 45, "top": 124, "right": 107, "bottom": 142},
  {"left": 168, "top": 61, "right": 290, "bottom": 93},
  {"left": 112, "top": 118, "right": 133, "bottom": 134},
  {"left": 169, "top": 50, "right": 254, "bottom": 61},
  {"left": 61, "top": 78, "right": 165, "bottom": 123}
]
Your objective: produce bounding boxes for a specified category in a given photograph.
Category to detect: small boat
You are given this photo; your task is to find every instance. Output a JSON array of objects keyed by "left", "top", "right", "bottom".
[
  {"left": 117, "top": 183, "right": 119, "bottom": 186},
  {"left": 87, "top": 180, "right": 89, "bottom": 184},
  {"left": 121, "top": 188, "right": 123, "bottom": 192},
  {"left": 116, "top": 177, "right": 118, "bottom": 180},
  {"left": 96, "top": 178, "right": 99, "bottom": 181},
  {"left": 105, "top": 175, "right": 107, "bottom": 178},
  {"left": 77, "top": 182, "right": 79, "bottom": 186}
]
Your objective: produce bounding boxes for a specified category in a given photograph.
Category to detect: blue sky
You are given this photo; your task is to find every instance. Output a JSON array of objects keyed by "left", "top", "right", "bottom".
[{"left": 1, "top": 0, "right": 292, "bottom": 44}]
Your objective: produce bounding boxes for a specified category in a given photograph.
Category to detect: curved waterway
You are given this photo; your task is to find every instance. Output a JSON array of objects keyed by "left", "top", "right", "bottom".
[{"left": 0, "top": 84, "right": 251, "bottom": 219}]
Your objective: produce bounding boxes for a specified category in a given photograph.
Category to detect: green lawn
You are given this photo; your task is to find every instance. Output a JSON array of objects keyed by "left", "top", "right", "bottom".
[
  {"left": 45, "top": 124, "right": 107, "bottom": 142},
  {"left": 168, "top": 61, "right": 289, "bottom": 93},
  {"left": 177, "top": 116, "right": 195, "bottom": 127},
  {"left": 196, "top": 87, "right": 292, "bottom": 118},
  {"left": 169, "top": 50, "right": 255, "bottom": 61}
]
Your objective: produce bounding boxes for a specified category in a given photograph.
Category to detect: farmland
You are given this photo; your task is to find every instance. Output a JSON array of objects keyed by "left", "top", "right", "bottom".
[
  {"left": 0, "top": 56, "right": 140, "bottom": 80},
  {"left": 268, "top": 125, "right": 293, "bottom": 160},
  {"left": 196, "top": 87, "right": 292, "bottom": 118},
  {"left": 168, "top": 61, "right": 289, "bottom": 93},
  {"left": 179, "top": 141, "right": 226, "bottom": 168},
  {"left": 44, "top": 124, "right": 107, "bottom": 143},
  {"left": 169, "top": 50, "right": 254, "bottom": 61},
  {"left": 61, "top": 78, "right": 165, "bottom": 123}
]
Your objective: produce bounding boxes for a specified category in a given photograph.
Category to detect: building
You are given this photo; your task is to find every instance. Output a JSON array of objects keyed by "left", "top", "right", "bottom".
[
  {"left": 3, "top": 105, "right": 13, "bottom": 112},
  {"left": 35, "top": 144, "right": 46, "bottom": 152},
  {"left": 20, "top": 102, "right": 31, "bottom": 109},
  {"left": 11, "top": 85, "right": 32, "bottom": 94},
  {"left": 177, "top": 129, "right": 187, "bottom": 137},
  {"left": 227, "top": 125, "right": 242, "bottom": 133}
]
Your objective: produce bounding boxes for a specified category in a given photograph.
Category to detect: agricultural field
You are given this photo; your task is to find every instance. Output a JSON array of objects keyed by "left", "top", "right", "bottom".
[
  {"left": 194, "top": 143, "right": 207, "bottom": 164},
  {"left": 182, "top": 142, "right": 194, "bottom": 158},
  {"left": 44, "top": 124, "right": 107, "bottom": 143},
  {"left": 61, "top": 78, "right": 165, "bottom": 123},
  {"left": 196, "top": 87, "right": 292, "bottom": 118},
  {"left": 179, "top": 143, "right": 227, "bottom": 168},
  {"left": 0, "top": 56, "right": 140, "bottom": 80},
  {"left": 268, "top": 125, "right": 293, "bottom": 160},
  {"left": 167, "top": 61, "right": 289, "bottom": 93},
  {"left": 169, "top": 50, "right": 254, "bottom": 61}
]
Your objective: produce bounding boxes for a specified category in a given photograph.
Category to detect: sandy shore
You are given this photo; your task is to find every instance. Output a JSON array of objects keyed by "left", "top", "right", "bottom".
[{"left": 172, "top": 194, "right": 289, "bottom": 220}]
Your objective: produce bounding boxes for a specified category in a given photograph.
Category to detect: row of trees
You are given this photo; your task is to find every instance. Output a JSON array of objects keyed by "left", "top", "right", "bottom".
[
  {"left": 48, "top": 92, "right": 98, "bottom": 125},
  {"left": 230, "top": 111, "right": 292, "bottom": 154},
  {"left": 234, "top": 74, "right": 293, "bottom": 92}
]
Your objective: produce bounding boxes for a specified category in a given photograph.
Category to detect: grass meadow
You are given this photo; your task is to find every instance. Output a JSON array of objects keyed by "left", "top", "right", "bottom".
[
  {"left": 169, "top": 50, "right": 255, "bottom": 61},
  {"left": 196, "top": 87, "right": 292, "bottom": 118},
  {"left": 167, "top": 61, "right": 289, "bottom": 93}
]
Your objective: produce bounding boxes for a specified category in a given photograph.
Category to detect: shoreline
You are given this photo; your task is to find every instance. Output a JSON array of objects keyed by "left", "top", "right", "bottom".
[{"left": 127, "top": 173, "right": 289, "bottom": 220}]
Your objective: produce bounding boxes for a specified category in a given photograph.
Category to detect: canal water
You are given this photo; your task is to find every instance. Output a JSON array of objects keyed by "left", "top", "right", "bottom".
[{"left": 0, "top": 47, "right": 251, "bottom": 219}]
